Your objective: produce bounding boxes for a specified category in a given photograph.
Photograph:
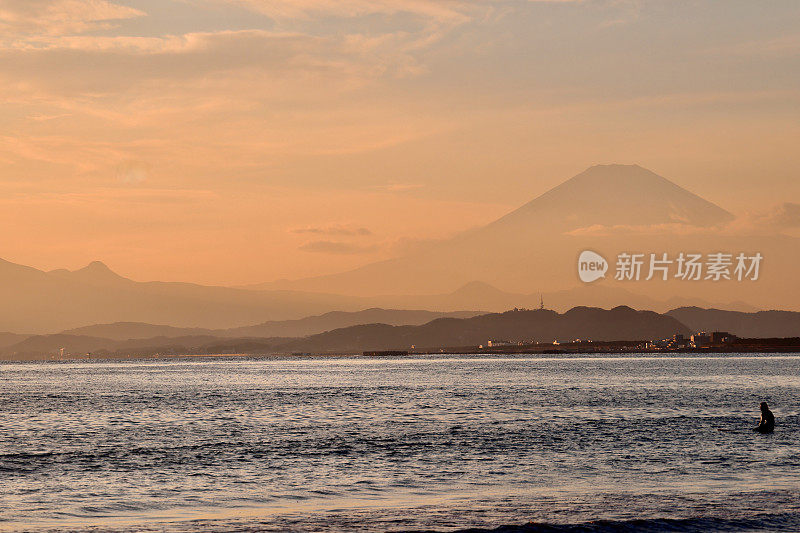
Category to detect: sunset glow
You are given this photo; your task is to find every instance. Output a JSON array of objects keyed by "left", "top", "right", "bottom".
[{"left": 3, "top": 0, "right": 799, "bottom": 285}]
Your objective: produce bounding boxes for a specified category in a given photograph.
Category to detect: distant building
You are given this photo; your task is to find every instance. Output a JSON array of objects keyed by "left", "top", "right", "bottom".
[
  {"left": 691, "top": 332, "right": 711, "bottom": 348},
  {"left": 662, "top": 333, "right": 688, "bottom": 349},
  {"left": 647, "top": 339, "right": 670, "bottom": 349},
  {"left": 711, "top": 331, "right": 736, "bottom": 344},
  {"left": 487, "top": 340, "right": 512, "bottom": 347}
]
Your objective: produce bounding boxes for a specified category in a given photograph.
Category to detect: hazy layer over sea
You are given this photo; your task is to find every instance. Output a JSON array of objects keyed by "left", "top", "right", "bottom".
[{"left": 1, "top": 355, "right": 799, "bottom": 532}]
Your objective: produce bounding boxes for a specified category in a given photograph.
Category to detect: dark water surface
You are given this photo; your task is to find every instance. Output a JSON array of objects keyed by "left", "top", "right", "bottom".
[{"left": 1, "top": 355, "right": 799, "bottom": 532}]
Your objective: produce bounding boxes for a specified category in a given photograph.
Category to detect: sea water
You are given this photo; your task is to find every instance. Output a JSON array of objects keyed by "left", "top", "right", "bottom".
[{"left": 1, "top": 355, "right": 799, "bottom": 532}]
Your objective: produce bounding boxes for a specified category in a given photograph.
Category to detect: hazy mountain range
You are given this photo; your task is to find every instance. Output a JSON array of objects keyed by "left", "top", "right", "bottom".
[
  {"left": 249, "top": 164, "right": 798, "bottom": 310},
  {"left": 271, "top": 306, "right": 691, "bottom": 354},
  {"left": 0, "top": 257, "right": 361, "bottom": 332},
  {"left": 60, "top": 309, "right": 483, "bottom": 341},
  {"left": 667, "top": 307, "right": 800, "bottom": 338},
  {"left": 4, "top": 306, "right": 800, "bottom": 360},
  {"left": 0, "top": 260, "right": 748, "bottom": 335},
  {"left": 1, "top": 164, "right": 797, "bottom": 335},
  {"left": 1, "top": 306, "right": 688, "bottom": 359}
]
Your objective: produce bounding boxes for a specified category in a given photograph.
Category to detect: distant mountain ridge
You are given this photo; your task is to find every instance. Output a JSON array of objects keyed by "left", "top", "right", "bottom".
[
  {"left": 61, "top": 309, "right": 484, "bottom": 340},
  {"left": 0, "top": 257, "right": 389, "bottom": 332},
  {"left": 1, "top": 164, "right": 797, "bottom": 334},
  {"left": 667, "top": 307, "right": 800, "bottom": 338},
  {"left": 275, "top": 306, "right": 692, "bottom": 353},
  {"left": 49, "top": 260, "right": 132, "bottom": 286},
  {"left": 0, "top": 332, "right": 30, "bottom": 349},
  {"left": 223, "top": 308, "right": 482, "bottom": 338},
  {"left": 61, "top": 323, "right": 215, "bottom": 341},
  {"left": 2, "top": 306, "right": 691, "bottom": 359},
  {"left": 7, "top": 304, "right": 800, "bottom": 360},
  {"left": 0, "top": 254, "right": 751, "bottom": 334}
]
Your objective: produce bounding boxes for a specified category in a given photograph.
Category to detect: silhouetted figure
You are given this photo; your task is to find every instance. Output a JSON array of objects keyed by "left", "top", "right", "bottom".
[{"left": 754, "top": 402, "right": 774, "bottom": 434}]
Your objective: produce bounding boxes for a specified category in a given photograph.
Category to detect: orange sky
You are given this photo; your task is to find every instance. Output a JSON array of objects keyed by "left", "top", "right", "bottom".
[{"left": 1, "top": 0, "right": 799, "bottom": 285}]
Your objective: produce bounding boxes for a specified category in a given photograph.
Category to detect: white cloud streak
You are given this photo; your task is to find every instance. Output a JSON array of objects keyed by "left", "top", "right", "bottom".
[{"left": 0, "top": 0, "right": 144, "bottom": 39}]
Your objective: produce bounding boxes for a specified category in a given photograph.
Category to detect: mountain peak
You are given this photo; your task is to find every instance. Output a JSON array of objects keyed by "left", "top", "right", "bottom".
[
  {"left": 48, "top": 260, "right": 130, "bottom": 287},
  {"left": 77, "top": 261, "right": 115, "bottom": 274},
  {"left": 586, "top": 163, "right": 645, "bottom": 171},
  {"left": 492, "top": 164, "right": 733, "bottom": 231},
  {"left": 451, "top": 281, "right": 510, "bottom": 297},
  {"left": 571, "top": 163, "right": 676, "bottom": 187}
]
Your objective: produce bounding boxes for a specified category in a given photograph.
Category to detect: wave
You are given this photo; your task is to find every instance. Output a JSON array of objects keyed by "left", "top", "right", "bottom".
[{"left": 452, "top": 513, "right": 800, "bottom": 533}]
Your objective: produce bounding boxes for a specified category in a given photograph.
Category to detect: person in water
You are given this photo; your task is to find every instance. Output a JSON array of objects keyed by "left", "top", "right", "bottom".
[{"left": 754, "top": 401, "right": 775, "bottom": 433}]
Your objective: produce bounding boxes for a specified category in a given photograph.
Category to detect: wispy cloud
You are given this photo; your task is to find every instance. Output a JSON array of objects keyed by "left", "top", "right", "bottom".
[
  {"left": 116, "top": 161, "right": 149, "bottom": 185},
  {"left": 728, "top": 203, "right": 800, "bottom": 234},
  {"left": 565, "top": 202, "right": 800, "bottom": 238},
  {"left": 221, "top": 0, "right": 488, "bottom": 25},
  {"left": 299, "top": 240, "right": 379, "bottom": 254},
  {"left": 27, "top": 112, "right": 72, "bottom": 121},
  {"left": 768, "top": 202, "right": 800, "bottom": 228},
  {"left": 0, "top": 0, "right": 144, "bottom": 39},
  {"left": 0, "top": 29, "right": 425, "bottom": 96},
  {"left": 228, "top": 0, "right": 583, "bottom": 21},
  {"left": 565, "top": 222, "right": 719, "bottom": 237}
]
